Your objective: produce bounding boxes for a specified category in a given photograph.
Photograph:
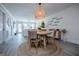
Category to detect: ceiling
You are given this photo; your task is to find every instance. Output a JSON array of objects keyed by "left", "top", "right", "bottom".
[{"left": 2, "top": 3, "right": 78, "bottom": 21}]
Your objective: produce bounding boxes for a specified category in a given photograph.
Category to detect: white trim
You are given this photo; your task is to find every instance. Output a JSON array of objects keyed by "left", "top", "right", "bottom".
[{"left": 0, "top": 3, "right": 15, "bottom": 20}]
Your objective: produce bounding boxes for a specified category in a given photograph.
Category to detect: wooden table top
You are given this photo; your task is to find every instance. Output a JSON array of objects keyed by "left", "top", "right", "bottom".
[{"left": 37, "top": 30, "right": 48, "bottom": 35}]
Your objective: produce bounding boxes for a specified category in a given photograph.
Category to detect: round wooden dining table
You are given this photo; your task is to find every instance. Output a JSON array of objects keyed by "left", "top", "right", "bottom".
[{"left": 37, "top": 30, "right": 48, "bottom": 48}]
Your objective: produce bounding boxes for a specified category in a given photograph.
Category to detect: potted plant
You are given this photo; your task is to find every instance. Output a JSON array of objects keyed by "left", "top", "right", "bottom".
[
  {"left": 61, "top": 29, "right": 67, "bottom": 41},
  {"left": 40, "top": 21, "right": 46, "bottom": 31},
  {"left": 40, "top": 21, "right": 45, "bottom": 28},
  {"left": 61, "top": 29, "right": 67, "bottom": 36},
  {"left": 61, "top": 29, "right": 67, "bottom": 34}
]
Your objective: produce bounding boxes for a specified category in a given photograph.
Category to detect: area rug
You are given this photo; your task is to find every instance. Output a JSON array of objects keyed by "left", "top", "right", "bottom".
[{"left": 17, "top": 40, "right": 63, "bottom": 56}]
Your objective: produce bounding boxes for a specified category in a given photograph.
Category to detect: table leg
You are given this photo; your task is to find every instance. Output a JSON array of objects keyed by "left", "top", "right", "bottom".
[{"left": 44, "top": 35, "right": 46, "bottom": 48}]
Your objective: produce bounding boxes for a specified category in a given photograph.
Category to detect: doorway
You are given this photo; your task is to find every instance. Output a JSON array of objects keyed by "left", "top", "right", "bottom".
[{"left": 17, "top": 23, "right": 23, "bottom": 34}]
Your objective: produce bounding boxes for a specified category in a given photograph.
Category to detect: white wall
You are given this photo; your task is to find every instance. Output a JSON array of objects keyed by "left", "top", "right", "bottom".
[
  {"left": 0, "top": 10, "right": 3, "bottom": 44},
  {"left": 45, "top": 5, "right": 79, "bottom": 45},
  {"left": 0, "top": 4, "right": 14, "bottom": 44}
]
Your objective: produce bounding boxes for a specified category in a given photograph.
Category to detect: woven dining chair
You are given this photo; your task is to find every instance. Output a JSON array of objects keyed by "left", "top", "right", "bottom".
[
  {"left": 47, "top": 29, "right": 55, "bottom": 44},
  {"left": 28, "top": 29, "right": 41, "bottom": 48}
]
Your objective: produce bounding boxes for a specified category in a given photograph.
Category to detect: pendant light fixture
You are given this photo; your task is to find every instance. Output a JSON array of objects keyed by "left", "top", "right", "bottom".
[{"left": 35, "top": 3, "right": 45, "bottom": 19}]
